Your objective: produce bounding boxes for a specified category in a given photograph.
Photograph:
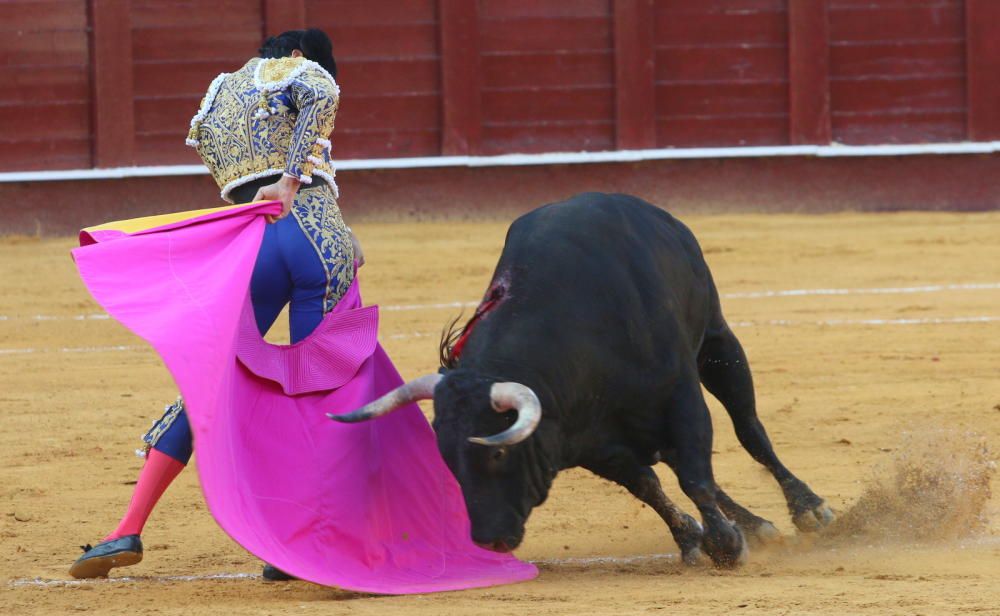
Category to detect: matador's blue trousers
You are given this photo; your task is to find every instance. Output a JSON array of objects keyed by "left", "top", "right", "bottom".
[{"left": 142, "top": 184, "right": 353, "bottom": 464}]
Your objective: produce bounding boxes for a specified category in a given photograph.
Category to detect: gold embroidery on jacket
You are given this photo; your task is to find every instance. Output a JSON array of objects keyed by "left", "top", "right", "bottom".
[{"left": 187, "top": 57, "right": 340, "bottom": 202}]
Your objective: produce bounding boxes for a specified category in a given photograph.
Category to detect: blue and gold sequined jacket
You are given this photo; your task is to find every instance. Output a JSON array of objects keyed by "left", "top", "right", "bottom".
[{"left": 186, "top": 56, "right": 340, "bottom": 202}]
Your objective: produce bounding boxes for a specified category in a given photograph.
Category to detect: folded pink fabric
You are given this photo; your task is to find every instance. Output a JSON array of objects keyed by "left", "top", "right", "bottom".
[{"left": 72, "top": 202, "right": 537, "bottom": 594}]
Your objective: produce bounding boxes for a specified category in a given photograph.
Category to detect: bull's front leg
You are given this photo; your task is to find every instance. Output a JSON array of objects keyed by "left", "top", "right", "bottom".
[
  {"left": 583, "top": 446, "right": 707, "bottom": 566},
  {"left": 664, "top": 381, "right": 748, "bottom": 568}
]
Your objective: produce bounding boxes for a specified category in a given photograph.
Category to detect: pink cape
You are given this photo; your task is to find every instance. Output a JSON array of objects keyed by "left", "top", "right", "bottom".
[{"left": 71, "top": 202, "right": 537, "bottom": 594}]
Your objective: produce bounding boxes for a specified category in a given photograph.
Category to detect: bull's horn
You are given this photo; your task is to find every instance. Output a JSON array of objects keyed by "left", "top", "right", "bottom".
[
  {"left": 327, "top": 373, "right": 442, "bottom": 423},
  {"left": 468, "top": 382, "right": 542, "bottom": 446}
]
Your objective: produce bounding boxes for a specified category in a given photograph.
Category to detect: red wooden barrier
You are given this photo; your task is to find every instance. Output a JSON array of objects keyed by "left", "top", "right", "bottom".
[
  {"left": 966, "top": 0, "right": 1000, "bottom": 141},
  {"left": 3, "top": 0, "right": 1000, "bottom": 174},
  {"left": 788, "top": 0, "right": 830, "bottom": 144},
  {"left": 89, "top": 0, "right": 135, "bottom": 168},
  {"left": 613, "top": 0, "right": 656, "bottom": 150},
  {"left": 439, "top": 0, "right": 483, "bottom": 155}
]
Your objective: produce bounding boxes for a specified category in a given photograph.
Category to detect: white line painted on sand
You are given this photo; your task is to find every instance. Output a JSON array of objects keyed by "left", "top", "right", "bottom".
[
  {"left": 722, "top": 282, "right": 1000, "bottom": 299},
  {"left": 2, "top": 282, "right": 997, "bottom": 323},
  {"left": 8, "top": 572, "right": 261, "bottom": 588},
  {"left": 8, "top": 553, "right": 678, "bottom": 588},
  {"left": 382, "top": 301, "right": 480, "bottom": 312},
  {"left": 1, "top": 314, "right": 995, "bottom": 357},
  {"left": 0, "top": 345, "right": 145, "bottom": 356}
]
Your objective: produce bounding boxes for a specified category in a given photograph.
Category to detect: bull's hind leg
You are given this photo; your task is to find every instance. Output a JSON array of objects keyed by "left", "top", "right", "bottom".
[
  {"left": 663, "top": 381, "right": 747, "bottom": 568},
  {"left": 584, "top": 446, "right": 706, "bottom": 565},
  {"left": 698, "top": 325, "right": 835, "bottom": 532}
]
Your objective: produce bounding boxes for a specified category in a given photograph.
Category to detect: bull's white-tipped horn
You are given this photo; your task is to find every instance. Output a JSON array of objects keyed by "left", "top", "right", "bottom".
[
  {"left": 468, "top": 382, "right": 542, "bottom": 446},
  {"left": 328, "top": 373, "right": 442, "bottom": 423}
]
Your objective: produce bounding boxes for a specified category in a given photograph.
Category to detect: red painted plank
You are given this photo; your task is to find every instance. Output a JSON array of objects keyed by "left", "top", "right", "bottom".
[
  {"left": 306, "top": 0, "right": 437, "bottom": 24},
  {"left": 831, "top": 40, "right": 964, "bottom": 78},
  {"left": 89, "top": 0, "right": 134, "bottom": 168},
  {"left": 334, "top": 128, "right": 442, "bottom": 158},
  {"left": 264, "top": 0, "right": 305, "bottom": 37},
  {"left": 656, "top": 82, "right": 788, "bottom": 117},
  {"left": 0, "top": 137, "right": 92, "bottom": 171},
  {"left": 830, "top": 76, "right": 965, "bottom": 113},
  {"left": 131, "top": 27, "right": 261, "bottom": 61},
  {"left": 656, "top": 0, "right": 786, "bottom": 12},
  {"left": 439, "top": 0, "right": 481, "bottom": 155},
  {"left": 316, "top": 23, "right": 440, "bottom": 59},
  {"left": 482, "top": 88, "right": 614, "bottom": 124},
  {"left": 830, "top": 0, "right": 960, "bottom": 9},
  {"left": 480, "top": 0, "right": 610, "bottom": 19},
  {"left": 130, "top": 0, "right": 260, "bottom": 28},
  {"left": 828, "top": 6, "right": 963, "bottom": 43},
  {"left": 788, "top": 0, "right": 831, "bottom": 144},
  {"left": 483, "top": 51, "right": 613, "bottom": 89},
  {"left": 655, "top": 47, "right": 787, "bottom": 82},
  {"left": 0, "top": 65, "right": 89, "bottom": 104},
  {"left": 965, "top": 0, "right": 1000, "bottom": 141},
  {"left": 0, "top": 30, "right": 88, "bottom": 66},
  {"left": 2, "top": 102, "right": 91, "bottom": 139},
  {"left": 133, "top": 61, "right": 251, "bottom": 97},
  {"left": 479, "top": 17, "right": 612, "bottom": 53},
  {"left": 0, "top": 1, "right": 86, "bottom": 31},
  {"left": 656, "top": 116, "right": 787, "bottom": 147},
  {"left": 321, "top": 58, "right": 440, "bottom": 96},
  {"left": 133, "top": 96, "right": 205, "bottom": 134},
  {"left": 334, "top": 94, "right": 442, "bottom": 131},
  {"left": 133, "top": 134, "right": 203, "bottom": 166},
  {"left": 831, "top": 110, "right": 965, "bottom": 144},
  {"left": 654, "top": 11, "right": 788, "bottom": 47},
  {"left": 614, "top": 0, "right": 656, "bottom": 149},
  {"left": 480, "top": 123, "right": 614, "bottom": 154}
]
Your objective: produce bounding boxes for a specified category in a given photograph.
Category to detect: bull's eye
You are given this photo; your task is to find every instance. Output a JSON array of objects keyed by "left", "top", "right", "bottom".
[{"left": 491, "top": 447, "right": 507, "bottom": 461}]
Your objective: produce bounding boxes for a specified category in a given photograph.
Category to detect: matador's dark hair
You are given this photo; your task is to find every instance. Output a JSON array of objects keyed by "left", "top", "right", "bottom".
[{"left": 259, "top": 28, "right": 338, "bottom": 79}]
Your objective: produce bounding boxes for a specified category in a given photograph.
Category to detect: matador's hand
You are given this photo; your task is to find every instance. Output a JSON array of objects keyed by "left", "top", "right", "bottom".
[
  {"left": 254, "top": 175, "right": 301, "bottom": 223},
  {"left": 350, "top": 230, "right": 365, "bottom": 268}
]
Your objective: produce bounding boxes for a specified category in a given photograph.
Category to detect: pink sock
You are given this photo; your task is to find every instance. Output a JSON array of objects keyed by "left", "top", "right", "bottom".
[{"left": 102, "top": 449, "right": 185, "bottom": 542}]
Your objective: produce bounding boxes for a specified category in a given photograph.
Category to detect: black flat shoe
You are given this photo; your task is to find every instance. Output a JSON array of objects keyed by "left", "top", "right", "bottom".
[
  {"left": 262, "top": 563, "right": 295, "bottom": 581},
  {"left": 69, "top": 535, "right": 143, "bottom": 579}
]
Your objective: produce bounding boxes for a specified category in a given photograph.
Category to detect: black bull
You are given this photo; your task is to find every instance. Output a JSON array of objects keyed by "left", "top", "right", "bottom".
[{"left": 331, "top": 192, "right": 834, "bottom": 567}]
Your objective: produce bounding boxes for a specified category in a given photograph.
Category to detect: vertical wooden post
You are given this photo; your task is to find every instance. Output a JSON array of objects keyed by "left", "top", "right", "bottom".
[
  {"left": 438, "top": 0, "right": 482, "bottom": 155},
  {"left": 263, "top": 0, "right": 306, "bottom": 38},
  {"left": 613, "top": 0, "right": 656, "bottom": 150},
  {"left": 788, "top": 0, "right": 831, "bottom": 145},
  {"left": 965, "top": 0, "right": 1000, "bottom": 141},
  {"left": 88, "top": 0, "right": 135, "bottom": 168}
]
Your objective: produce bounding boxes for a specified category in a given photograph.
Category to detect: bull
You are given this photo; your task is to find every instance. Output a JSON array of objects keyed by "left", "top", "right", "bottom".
[{"left": 330, "top": 193, "right": 834, "bottom": 567}]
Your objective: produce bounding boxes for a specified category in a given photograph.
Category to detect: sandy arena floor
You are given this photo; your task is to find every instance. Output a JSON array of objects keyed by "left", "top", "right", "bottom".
[{"left": 1, "top": 211, "right": 998, "bottom": 615}]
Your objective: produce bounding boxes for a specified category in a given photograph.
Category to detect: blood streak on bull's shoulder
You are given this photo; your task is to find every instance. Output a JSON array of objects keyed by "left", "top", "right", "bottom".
[{"left": 449, "top": 277, "right": 509, "bottom": 362}]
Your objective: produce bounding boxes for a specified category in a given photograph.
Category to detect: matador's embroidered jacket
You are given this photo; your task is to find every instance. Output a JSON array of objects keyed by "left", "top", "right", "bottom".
[{"left": 186, "top": 57, "right": 340, "bottom": 202}]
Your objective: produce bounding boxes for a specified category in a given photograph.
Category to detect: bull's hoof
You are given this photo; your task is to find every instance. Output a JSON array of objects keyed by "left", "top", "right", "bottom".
[
  {"left": 744, "top": 520, "right": 783, "bottom": 546},
  {"left": 673, "top": 515, "right": 707, "bottom": 566},
  {"left": 792, "top": 503, "right": 836, "bottom": 533},
  {"left": 681, "top": 546, "right": 710, "bottom": 567},
  {"left": 702, "top": 523, "right": 747, "bottom": 569}
]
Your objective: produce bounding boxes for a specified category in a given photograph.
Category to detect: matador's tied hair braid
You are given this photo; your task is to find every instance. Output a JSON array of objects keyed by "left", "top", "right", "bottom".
[{"left": 259, "top": 28, "right": 338, "bottom": 79}]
